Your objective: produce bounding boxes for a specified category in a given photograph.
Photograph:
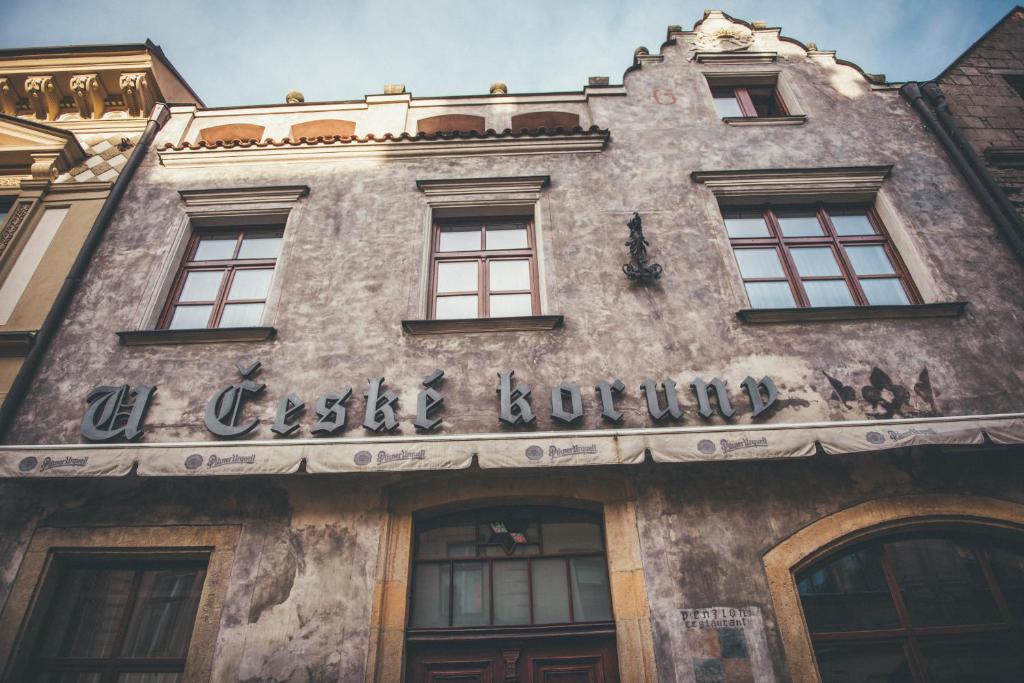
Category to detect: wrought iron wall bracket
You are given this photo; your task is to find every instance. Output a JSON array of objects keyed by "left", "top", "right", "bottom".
[{"left": 622, "top": 211, "right": 663, "bottom": 284}]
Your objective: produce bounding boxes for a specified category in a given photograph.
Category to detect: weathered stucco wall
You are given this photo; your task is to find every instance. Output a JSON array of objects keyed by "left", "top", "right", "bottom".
[{"left": 7, "top": 22, "right": 1024, "bottom": 446}]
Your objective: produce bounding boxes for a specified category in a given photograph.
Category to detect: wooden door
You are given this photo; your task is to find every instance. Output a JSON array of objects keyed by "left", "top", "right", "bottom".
[{"left": 407, "top": 636, "right": 619, "bottom": 683}]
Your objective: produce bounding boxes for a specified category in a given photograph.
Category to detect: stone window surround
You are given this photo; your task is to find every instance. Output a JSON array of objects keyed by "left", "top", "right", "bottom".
[
  {"left": 702, "top": 69, "right": 807, "bottom": 125},
  {"left": 365, "top": 471, "right": 658, "bottom": 682},
  {"left": 762, "top": 494, "right": 1024, "bottom": 683},
  {"left": 408, "top": 176, "right": 558, "bottom": 334},
  {"left": 0, "top": 524, "right": 240, "bottom": 683},
  {"left": 128, "top": 185, "right": 309, "bottom": 343},
  {"left": 692, "top": 165, "right": 952, "bottom": 313}
]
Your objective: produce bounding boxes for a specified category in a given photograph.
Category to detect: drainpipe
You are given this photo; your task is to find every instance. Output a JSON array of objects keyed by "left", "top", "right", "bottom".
[
  {"left": 0, "top": 103, "right": 171, "bottom": 442},
  {"left": 900, "top": 82, "right": 1024, "bottom": 264},
  {"left": 920, "top": 81, "right": 1024, "bottom": 235}
]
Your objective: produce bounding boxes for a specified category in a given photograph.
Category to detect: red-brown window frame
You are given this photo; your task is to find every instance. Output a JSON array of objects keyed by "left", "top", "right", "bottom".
[
  {"left": 158, "top": 228, "right": 282, "bottom": 330},
  {"left": 428, "top": 217, "right": 540, "bottom": 320},
  {"left": 25, "top": 556, "right": 208, "bottom": 683},
  {"left": 711, "top": 85, "right": 788, "bottom": 118},
  {"left": 727, "top": 204, "right": 922, "bottom": 309},
  {"left": 797, "top": 532, "right": 1024, "bottom": 682}
]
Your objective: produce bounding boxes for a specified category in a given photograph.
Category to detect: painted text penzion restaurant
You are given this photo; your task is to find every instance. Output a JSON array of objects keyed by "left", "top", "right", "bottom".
[{"left": 1, "top": 9, "right": 1024, "bottom": 683}]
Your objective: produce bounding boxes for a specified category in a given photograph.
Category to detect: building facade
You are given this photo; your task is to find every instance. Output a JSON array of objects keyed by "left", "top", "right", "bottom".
[{"left": 0, "top": 10, "right": 1023, "bottom": 683}]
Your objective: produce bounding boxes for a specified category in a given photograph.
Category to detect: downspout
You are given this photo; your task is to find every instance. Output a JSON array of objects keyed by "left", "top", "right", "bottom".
[
  {"left": 0, "top": 103, "right": 171, "bottom": 442},
  {"left": 900, "top": 82, "right": 1024, "bottom": 264},
  {"left": 921, "top": 81, "right": 1024, "bottom": 234}
]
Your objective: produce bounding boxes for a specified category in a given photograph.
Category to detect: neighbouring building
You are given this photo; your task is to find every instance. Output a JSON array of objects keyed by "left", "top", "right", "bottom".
[
  {"left": 0, "top": 41, "right": 200, "bottom": 407},
  {"left": 0, "top": 10, "right": 1023, "bottom": 683}
]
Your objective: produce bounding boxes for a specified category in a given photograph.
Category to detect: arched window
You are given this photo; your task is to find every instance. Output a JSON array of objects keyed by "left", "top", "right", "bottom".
[
  {"left": 410, "top": 505, "right": 613, "bottom": 630},
  {"left": 797, "top": 533, "right": 1024, "bottom": 681}
]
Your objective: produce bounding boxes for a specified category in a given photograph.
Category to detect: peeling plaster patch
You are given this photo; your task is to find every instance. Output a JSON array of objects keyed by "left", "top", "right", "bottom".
[{"left": 248, "top": 533, "right": 301, "bottom": 624}]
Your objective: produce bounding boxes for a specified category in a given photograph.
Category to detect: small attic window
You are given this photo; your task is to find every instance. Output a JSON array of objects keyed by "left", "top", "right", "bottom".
[
  {"left": 290, "top": 119, "right": 356, "bottom": 139},
  {"left": 510, "top": 111, "right": 580, "bottom": 131},
  {"left": 199, "top": 123, "right": 265, "bottom": 144},
  {"left": 417, "top": 115, "right": 486, "bottom": 135}
]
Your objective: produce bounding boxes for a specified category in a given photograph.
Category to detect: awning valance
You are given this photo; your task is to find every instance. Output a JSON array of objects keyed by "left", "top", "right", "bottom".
[{"left": 1, "top": 413, "right": 1022, "bottom": 478}]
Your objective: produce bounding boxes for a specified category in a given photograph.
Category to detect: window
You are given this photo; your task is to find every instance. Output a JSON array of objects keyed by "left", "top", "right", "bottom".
[
  {"left": 711, "top": 85, "right": 787, "bottom": 118},
  {"left": 797, "top": 533, "right": 1024, "bottom": 681},
  {"left": 725, "top": 205, "right": 920, "bottom": 309},
  {"left": 429, "top": 218, "right": 539, "bottom": 320},
  {"left": 159, "top": 228, "right": 283, "bottom": 329},
  {"left": 27, "top": 557, "right": 207, "bottom": 682},
  {"left": 409, "top": 506, "right": 612, "bottom": 629}
]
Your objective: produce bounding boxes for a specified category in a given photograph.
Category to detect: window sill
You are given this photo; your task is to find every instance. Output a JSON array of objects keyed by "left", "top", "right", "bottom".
[
  {"left": 402, "top": 315, "right": 563, "bottom": 335},
  {"left": 737, "top": 302, "right": 967, "bottom": 324},
  {"left": 722, "top": 115, "right": 807, "bottom": 126},
  {"left": 116, "top": 327, "right": 277, "bottom": 346},
  {"left": 0, "top": 331, "right": 35, "bottom": 357}
]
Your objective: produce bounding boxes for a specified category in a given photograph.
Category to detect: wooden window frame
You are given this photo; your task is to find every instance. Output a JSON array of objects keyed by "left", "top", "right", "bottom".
[
  {"left": 797, "top": 532, "right": 1023, "bottom": 681},
  {"left": 407, "top": 506, "right": 613, "bottom": 635},
  {"left": 157, "top": 227, "right": 282, "bottom": 330},
  {"left": 428, "top": 217, "right": 540, "bottom": 320},
  {"left": 712, "top": 85, "right": 788, "bottom": 118},
  {"left": 727, "top": 204, "right": 922, "bottom": 308},
  {"left": 25, "top": 554, "right": 209, "bottom": 683}
]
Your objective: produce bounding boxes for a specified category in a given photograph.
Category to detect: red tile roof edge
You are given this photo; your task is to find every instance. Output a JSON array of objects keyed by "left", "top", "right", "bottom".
[{"left": 160, "top": 125, "right": 610, "bottom": 151}]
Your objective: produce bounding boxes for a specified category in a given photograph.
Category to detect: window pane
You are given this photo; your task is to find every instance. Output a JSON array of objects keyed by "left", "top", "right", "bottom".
[
  {"left": 489, "top": 294, "right": 533, "bottom": 318},
  {"left": 489, "top": 260, "right": 531, "bottom": 291},
  {"left": 919, "top": 636, "right": 1024, "bottom": 683},
  {"left": 237, "top": 235, "right": 282, "bottom": 259},
  {"left": 168, "top": 305, "right": 213, "bottom": 330},
  {"left": 860, "top": 278, "right": 910, "bottom": 305},
  {"left": 733, "top": 248, "right": 785, "bottom": 278},
  {"left": 813, "top": 643, "right": 913, "bottom": 683},
  {"left": 485, "top": 226, "right": 529, "bottom": 250},
  {"left": 439, "top": 227, "right": 482, "bottom": 252},
  {"left": 570, "top": 558, "right": 612, "bottom": 622},
  {"left": 193, "top": 237, "right": 236, "bottom": 261},
  {"left": 40, "top": 568, "right": 135, "bottom": 658},
  {"left": 218, "top": 303, "right": 264, "bottom": 328},
  {"left": 747, "top": 86, "right": 782, "bottom": 117},
  {"left": 532, "top": 558, "right": 570, "bottom": 624},
  {"left": 543, "top": 513, "right": 603, "bottom": 553},
  {"left": 724, "top": 213, "right": 769, "bottom": 238},
  {"left": 178, "top": 270, "right": 223, "bottom": 302},
  {"left": 712, "top": 92, "right": 743, "bottom": 118},
  {"left": 417, "top": 516, "right": 477, "bottom": 559},
  {"left": 988, "top": 546, "right": 1024, "bottom": 619},
  {"left": 886, "top": 538, "right": 1002, "bottom": 627},
  {"left": 122, "top": 567, "right": 206, "bottom": 658},
  {"left": 845, "top": 245, "right": 896, "bottom": 275},
  {"left": 435, "top": 295, "right": 478, "bottom": 319},
  {"left": 745, "top": 282, "right": 796, "bottom": 309},
  {"left": 790, "top": 247, "right": 842, "bottom": 277},
  {"left": 452, "top": 561, "right": 489, "bottom": 626},
  {"left": 227, "top": 269, "right": 273, "bottom": 301},
  {"left": 803, "top": 280, "right": 855, "bottom": 307},
  {"left": 776, "top": 211, "right": 824, "bottom": 237},
  {"left": 830, "top": 211, "right": 876, "bottom": 235},
  {"left": 411, "top": 563, "right": 450, "bottom": 627},
  {"left": 436, "top": 261, "right": 478, "bottom": 293},
  {"left": 493, "top": 560, "right": 530, "bottom": 625},
  {"left": 798, "top": 545, "right": 901, "bottom": 632}
]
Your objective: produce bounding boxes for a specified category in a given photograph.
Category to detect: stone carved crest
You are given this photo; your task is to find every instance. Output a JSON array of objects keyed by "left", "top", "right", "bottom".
[{"left": 691, "top": 12, "right": 754, "bottom": 53}]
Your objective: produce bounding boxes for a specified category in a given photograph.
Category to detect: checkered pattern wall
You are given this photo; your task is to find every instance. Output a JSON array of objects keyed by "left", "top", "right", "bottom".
[{"left": 56, "top": 133, "right": 139, "bottom": 184}]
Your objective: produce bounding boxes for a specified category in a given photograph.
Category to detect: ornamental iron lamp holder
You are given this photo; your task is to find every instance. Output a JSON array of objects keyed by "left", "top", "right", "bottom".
[{"left": 622, "top": 212, "right": 663, "bottom": 284}]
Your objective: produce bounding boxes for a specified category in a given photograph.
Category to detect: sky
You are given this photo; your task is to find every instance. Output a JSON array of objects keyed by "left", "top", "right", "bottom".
[{"left": 0, "top": 0, "right": 1019, "bottom": 107}]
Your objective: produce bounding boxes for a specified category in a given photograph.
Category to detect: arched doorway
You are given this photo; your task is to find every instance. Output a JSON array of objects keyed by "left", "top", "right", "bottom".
[{"left": 405, "top": 505, "right": 620, "bottom": 682}]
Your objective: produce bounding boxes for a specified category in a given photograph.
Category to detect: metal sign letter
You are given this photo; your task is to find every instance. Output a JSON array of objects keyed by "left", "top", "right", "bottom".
[
  {"left": 415, "top": 369, "right": 445, "bottom": 431},
  {"left": 271, "top": 393, "right": 305, "bottom": 436},
  {"left": 203, "top": 360, "right": 265, "bottom": 438},
  {"left": 691, "top": 377, "right": 735, "bottom": 419},
  {"left": 81, "top": 384, "right": 155, "bottom": 442},
  {"left": 742, "top": 376, "right": 779, "bottom": 417},
  {"left": 497, "top": 370, "right": 536, "bottom": 426},
  {"left": 363, "top": 377, "right": 399, "bottom": 432},
  {"left": 311, "top": 389, "right": 352, "bottom": 436},
  {"left": 641, "top": 378, "right": 683, "bottom": 421},
  {"left": 550, "top": 384, "right": 583, "bottom": 424},
  {"left": 595, "top": 379, "right": 625, "bottom": 422}
]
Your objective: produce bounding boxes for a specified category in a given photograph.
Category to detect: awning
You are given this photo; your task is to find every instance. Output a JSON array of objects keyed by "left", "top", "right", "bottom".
[{"left": 1, "top": 413, "right": 1022, "bottom": 478}]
